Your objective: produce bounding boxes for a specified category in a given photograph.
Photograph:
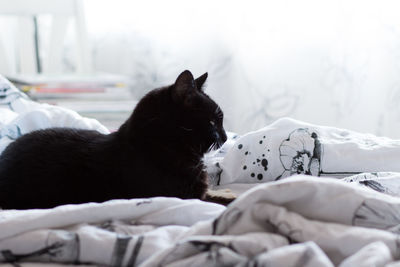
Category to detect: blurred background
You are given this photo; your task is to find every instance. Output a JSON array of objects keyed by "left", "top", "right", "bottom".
[{"left": 1, "top": 0, "right": 400, "bottom": 137}]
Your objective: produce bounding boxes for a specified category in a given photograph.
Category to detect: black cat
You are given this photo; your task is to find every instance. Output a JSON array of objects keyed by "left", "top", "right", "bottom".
[{"left": 0, "top": 70, "right": 228, "bottom": 209}]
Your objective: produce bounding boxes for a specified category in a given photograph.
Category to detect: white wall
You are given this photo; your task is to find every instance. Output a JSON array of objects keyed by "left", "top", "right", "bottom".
[{"left": 3, "top": 0, "right": 400, "bottom": 137}]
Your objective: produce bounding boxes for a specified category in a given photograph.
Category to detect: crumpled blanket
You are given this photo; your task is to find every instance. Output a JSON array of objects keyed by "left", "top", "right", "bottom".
[
  {"left": 2, "top": 177, "right": 400, "bottom": 266},
  {"left": 0, "top": 75, "right": 109, "bottom": 154}
]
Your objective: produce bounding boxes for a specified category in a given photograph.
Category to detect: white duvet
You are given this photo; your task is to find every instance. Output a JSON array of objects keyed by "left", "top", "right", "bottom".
[{"left": 2, "top": 75, "right": 400, "bottom": 266}]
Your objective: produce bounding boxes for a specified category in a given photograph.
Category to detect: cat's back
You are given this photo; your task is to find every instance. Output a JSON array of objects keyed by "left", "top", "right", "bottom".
[
  {"left": 0, "top": 127, "right": 117, "bottom": 183},
  {"left": 0, "top": 128, "right": 120, "bottom": 209},
  {"left": 0, "top": 128, "right": 106, "bottom": 162}
]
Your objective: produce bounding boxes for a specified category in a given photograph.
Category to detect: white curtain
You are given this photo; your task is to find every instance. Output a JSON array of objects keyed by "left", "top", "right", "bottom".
[{"left": 84, "top": 0, "right": 400, "bottom": 138}]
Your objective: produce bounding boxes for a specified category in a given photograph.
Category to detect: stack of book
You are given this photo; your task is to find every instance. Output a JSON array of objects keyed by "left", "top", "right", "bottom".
[{"left": 7, "top": 73, "right": 137, "bottom": 130}]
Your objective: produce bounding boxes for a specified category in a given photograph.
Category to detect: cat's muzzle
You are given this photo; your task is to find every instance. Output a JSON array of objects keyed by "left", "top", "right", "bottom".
[{"left": 214, "top": 131, "right": 227, "bottom": 148}]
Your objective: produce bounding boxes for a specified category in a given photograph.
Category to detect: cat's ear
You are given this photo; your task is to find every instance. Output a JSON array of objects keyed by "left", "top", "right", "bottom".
[
  {"left": 172, "top": 70, "right": 196, "bottom": 103},
  {"left": 195, "top": 72, "right": 208, "bottom": 91}
]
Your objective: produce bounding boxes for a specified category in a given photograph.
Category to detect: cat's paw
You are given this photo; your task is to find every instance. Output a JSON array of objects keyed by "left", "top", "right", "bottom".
[{"left": 204, "top": 189, "right": 237, "bottom": 206}]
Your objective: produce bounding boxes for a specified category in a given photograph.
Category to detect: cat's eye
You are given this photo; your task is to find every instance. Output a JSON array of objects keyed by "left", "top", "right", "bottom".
[{"left": 210, "top": 121, "right": 215, "bottom": 126}]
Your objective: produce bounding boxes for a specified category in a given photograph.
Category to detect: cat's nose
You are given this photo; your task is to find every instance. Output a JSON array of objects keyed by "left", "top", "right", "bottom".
[
  {"left": 220, "top": 130, "right": 227, "bottom": 143},
  {"left": 213, "top": 131, "right": 220, "bottom": 141},
  {"left": 215, "top": 130, "right": 227, "bottom": 147}
]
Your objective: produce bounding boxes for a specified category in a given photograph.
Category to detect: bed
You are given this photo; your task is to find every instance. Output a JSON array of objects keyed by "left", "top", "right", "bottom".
[{"left": 1, "top": 74, "right": 400, "bottom": 266}]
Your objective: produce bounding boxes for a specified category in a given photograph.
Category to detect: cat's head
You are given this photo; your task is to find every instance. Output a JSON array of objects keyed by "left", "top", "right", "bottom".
[{"left": 126, "top": 70, "right": 227, "bottom": 155}]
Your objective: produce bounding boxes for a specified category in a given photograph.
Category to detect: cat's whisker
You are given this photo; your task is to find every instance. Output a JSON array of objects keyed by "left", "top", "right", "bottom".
[
  {"left": 190, "top": 148, "right": 200, "bottom": 157},
  {"left": 192, "top": 160, "right": 204, "bottom": 170},
  {"left": 180, "top": 126, "right": 193, "bottom": 132},
  {"left": 207, "top": 142, "right": 218, "bottom": 152},
  {"left": 207, "top": 144, "right": 213, "bottom": 153}
]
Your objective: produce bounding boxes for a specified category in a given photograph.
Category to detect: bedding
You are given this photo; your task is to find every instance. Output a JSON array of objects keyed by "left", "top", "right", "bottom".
[
  {"left": 0, "top": 75, "right": 108, "bottom": 155},
  {"left": 206, "top": 117, "right": 400, "bottom": 185},
  {"left": 2, "top": 75, "right": 400, "bottom": 266}
]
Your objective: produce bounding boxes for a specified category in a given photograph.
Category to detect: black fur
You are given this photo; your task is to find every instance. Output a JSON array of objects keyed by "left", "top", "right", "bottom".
[{"left": 0, "top": 70, "right": 227, "bottom": 209}]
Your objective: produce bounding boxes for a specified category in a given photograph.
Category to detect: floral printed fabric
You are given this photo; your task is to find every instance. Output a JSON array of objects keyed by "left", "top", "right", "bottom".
[{"left": 207, "top": 117, "right": 400, "bottom": 185}]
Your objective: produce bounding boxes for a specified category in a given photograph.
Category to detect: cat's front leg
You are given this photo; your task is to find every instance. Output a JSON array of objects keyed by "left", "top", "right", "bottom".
[{"left": 204, "top": 189, "right": 237, "bottom": 206}]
